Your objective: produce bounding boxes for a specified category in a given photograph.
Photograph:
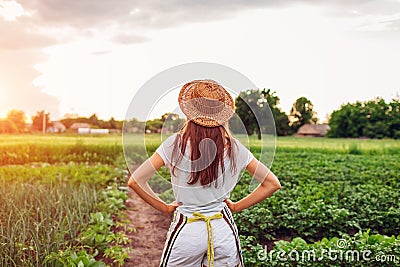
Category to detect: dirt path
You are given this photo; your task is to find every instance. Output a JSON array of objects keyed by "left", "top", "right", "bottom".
[{"left": 125, "top": 191, "right": 172, "bottom": 267}]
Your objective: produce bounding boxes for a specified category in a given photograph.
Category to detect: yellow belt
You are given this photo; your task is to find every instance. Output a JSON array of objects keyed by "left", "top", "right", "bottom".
[{"left": 187, "top": 212, "right": 223, "bottom": 267}]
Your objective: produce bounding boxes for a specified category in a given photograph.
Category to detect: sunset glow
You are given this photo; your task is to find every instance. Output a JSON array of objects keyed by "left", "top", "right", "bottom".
[
  {"left": 0, "top": 0, "right": 28, "bottom": 21},
  {"left": 0, "top": 83, "right": 5, "bottom": 117},
  {"left": 0, "top": 1, "right": 399, "bottom": 121}
]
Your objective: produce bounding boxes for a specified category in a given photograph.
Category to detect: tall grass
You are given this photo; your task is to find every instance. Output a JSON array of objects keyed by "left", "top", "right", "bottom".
[{"left": 0, "top": 177, "right": 97, "bottom": 266}]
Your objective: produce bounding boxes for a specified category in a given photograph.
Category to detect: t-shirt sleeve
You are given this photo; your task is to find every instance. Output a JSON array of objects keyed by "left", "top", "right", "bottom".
[
  {"left": 235, "top": 139, "right": 255, "bottom": 170},
  {"left": 155, "top": 133, "right": 178, "bottom": 166}
]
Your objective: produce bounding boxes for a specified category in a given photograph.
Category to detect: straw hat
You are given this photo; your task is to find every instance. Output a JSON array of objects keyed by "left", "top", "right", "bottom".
[{"left": 178, "top": 79, "right": 235, "bottom": 127}]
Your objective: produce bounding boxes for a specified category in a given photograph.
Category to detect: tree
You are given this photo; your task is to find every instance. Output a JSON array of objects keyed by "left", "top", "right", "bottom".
[
  {"left": 361, "top": 98, "right": 390, "bottom": 138},
  {"left": 145, "top": 118, "right": 163, "bottom": 133},
  {"left": 161, "top": 113, "right": 185, "bottom": 132},
  {"left": 229, "top": 114, "right": 246, "bottom": 134},
  {"left": 61, "top": 116, "right": 91, "bottom": 128},
  {"left": 32, "top": 110, "right": 50, "bottom": 132},
  {"left": 235, "top": 89, "right": 265, "bottom": 139},
  {"left": 327, "top": 102, "right": 364, "bottom": 138},
  {"left": 274, "top": 110, "right": 292, "bottom": 136},
  {"left": 290, "top": 97, "right": 318, "bottom": 132},
  {"left": 0, "top": 120, "right": 18, "bottom": 133},
  {"left": 108, "top": 117, "right": 117, "bottom": 129},
  {"left": 6, "top": 110, "right": 26, "bottom": 133},
  {"left": 89, "top": 114, "right": 100, "bottom": 127},
  {"left": 235, "top": 89, "right": 291, "bottom": 139},
  {"left": 328, "top": 97, "right": 399, "bottom": 139},
  {"left": 389, "top": 98, "right": 400, "bottom": 139},
  {"left": 161, "top": 113, "right": 179, "bottom": 122},
  {"left": 124, "top": 117, "right": 145, "bottom": 131}
]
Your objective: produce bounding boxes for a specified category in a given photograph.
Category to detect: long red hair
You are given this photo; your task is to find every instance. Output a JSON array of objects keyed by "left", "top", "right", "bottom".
[{"left": 171, "top": 121, "right": 237, "bottom": 187}]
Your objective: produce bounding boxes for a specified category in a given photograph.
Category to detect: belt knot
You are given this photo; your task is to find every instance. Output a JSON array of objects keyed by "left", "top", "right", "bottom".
[{"left": 187, "top": 212, "right": 223, "bottom": 267}]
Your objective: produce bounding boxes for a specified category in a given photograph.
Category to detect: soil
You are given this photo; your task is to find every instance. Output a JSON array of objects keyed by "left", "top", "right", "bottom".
[{"left": 124, "top": 191, "right": 172, "bottom": 267}]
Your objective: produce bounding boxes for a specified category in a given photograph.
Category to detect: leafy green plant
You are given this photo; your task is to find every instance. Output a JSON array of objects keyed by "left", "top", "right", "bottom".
[
  {"left": 241, "top": 231, "right": 400, "bottom": 266},
  {"left": 104, "top": 245, "right": 131, "bottom": 267},
  {"left": 78, "top": 186, "right": 132, "bottom": 266},
  {"left": 78, "top": 212, "right": 114, "bottom": 249},
  {"left": 45, "top": 248, "right": 106, "bottom": 267}
]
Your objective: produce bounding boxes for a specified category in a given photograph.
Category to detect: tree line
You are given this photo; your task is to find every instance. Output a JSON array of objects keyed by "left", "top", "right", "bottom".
[
  {"left": 61, "top": 114, "right": 123, "bottom": 130},
  {"left": 123, "top": 89, "right": 318, "bottom": 136},
  {"left": 233, "top": 89, "right": 317, "bottom": 138},
  {"left": 134, "top": 90, "right": 399, "bottom": 140},
  {"left": 0, "top": 90, "right": 320, "bottom": 136},
  {"left": 328, "top": 97, "right": 400, "bottom": 139},
  {"left": 0, "top": 111, "right": 123, "bottom": 133},
  {"left": 1, "top": 90, "right": 398, "bottom": 139}
]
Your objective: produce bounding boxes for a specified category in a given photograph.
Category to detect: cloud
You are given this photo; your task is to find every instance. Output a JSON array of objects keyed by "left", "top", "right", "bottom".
[
  {"left": 0, "top": 2, "right": 59, "bottom": 117},
  {"left": 0, "top": 49, "right": 60, "bottom": 117},
  {"left": 18, "top": 0, "right": 400, "bottom": 26},
  {"left": 1, "top": 0, "right": 400, "bottom": 118},
  {"left": 356, "top": 13, "right": 400, "bottom": 32},
  {"left": 111, "top": 34, "right": 149, "bottom": 44},
  {"left": 0, "top": 19, "right": 56, "bottom": 50},
  {"left": 10, "top": 1, "right": 400, "bottom": 45},
  {"left": 18, "top": 0, "right": 238, "bottom": 28},
  {"left": 318, "top": 1, "right": 400, "bottom": 34},
  {"left": 90, "top": 50, "right": 111, "bottom": 56}
]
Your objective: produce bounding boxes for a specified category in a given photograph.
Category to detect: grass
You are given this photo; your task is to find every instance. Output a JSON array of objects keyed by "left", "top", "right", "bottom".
[
  {"left": 0, "top": 175, "right": 97, "bottom": 266},
  {"left": 275, "top": 136, "right": 400, "bottom": 154},
  {"left": 0, "top": 134, "right": 122, "bottom": 146},
  {"left": 2, "top": 133, "right": 399, "bottom": 154}
]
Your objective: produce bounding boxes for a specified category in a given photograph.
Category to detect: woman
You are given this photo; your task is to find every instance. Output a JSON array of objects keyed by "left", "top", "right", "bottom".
[{"left": 128, "top": 79, "right": 281, "bottom": 267}]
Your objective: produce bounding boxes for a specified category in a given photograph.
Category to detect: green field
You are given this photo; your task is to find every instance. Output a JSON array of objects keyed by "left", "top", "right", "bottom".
[
  {"left": 3, "top": 133, "right": 400, "bottom": 149},
  {"left": 0, "top": 134, "right": 131, "bottom": 267},
  {"left": 0, "top": 134, "right": 399, "bottom": 266}
]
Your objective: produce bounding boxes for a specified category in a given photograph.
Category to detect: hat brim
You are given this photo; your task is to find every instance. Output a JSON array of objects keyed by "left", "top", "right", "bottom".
[
  {"left": 178, "top": 80, "right": 235, "bottom": 127},
  {"left": 180, "top": 97, "right": 234, "bottom": 127}
]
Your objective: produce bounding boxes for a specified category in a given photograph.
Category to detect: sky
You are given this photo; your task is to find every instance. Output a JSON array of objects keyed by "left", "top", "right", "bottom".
[{"left": 0, "top": 0, "right": 400, "bottom": 122}]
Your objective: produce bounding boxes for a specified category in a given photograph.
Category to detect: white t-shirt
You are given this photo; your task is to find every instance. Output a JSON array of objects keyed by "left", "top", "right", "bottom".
[{"left": 155, "top": 133, "right": 255, "bottom": 216}]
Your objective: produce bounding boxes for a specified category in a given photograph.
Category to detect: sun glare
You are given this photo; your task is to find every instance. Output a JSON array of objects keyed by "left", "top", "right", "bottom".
[{"left": 0, "top": 84, "right": 5, "bottom": 118}]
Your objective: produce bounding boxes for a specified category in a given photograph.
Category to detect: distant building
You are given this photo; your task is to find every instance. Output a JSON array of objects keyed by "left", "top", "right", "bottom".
[
  {"left": 90, "top": 129, "right": 109, "bottom": 134},
  {"left": 109, "top": 129, "right": 121, "bottom": 134},
  {"left": 124, "top": 126, "right": 141, "bottom": 133},
  {"left": 295, "top": 124, "right": 330, "bottom": 137},
  {"left": 78, "top": 128, "right": 90, "bottom": 134},
  {"left": 47, "top": 121, "right": 66, "bottom": 133},
  {"left": 70, "top": 122, "right": 91, "bottom": 130}
]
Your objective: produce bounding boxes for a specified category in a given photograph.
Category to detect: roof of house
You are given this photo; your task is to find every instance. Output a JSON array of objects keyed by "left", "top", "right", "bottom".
[
  {"left": 297, "top": 124, "right": 330, "bottom": 136},
  {"left": 70, "top": 122, "right": 91, "bottom": 129},
  {"left": 51, "top": 121, "right": 66, "bottom": 129}
]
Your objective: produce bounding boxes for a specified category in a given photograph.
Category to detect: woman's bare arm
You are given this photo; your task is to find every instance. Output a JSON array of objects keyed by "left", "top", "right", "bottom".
[
  {"left": 128, "top": 153, "right": 178, "bottom": 214},
  {"left": 225, "top": 158, "right": 281, "bottom": 212}
]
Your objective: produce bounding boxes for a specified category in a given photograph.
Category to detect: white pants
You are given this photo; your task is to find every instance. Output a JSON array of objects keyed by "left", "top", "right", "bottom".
[{"left": 160, "top": 206, "right": 243, "bottom": 267}]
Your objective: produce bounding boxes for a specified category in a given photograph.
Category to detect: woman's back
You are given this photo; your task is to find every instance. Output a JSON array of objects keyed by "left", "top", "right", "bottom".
[{"left": 156, "top": 131, "right": 254, "bottom": 216}]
